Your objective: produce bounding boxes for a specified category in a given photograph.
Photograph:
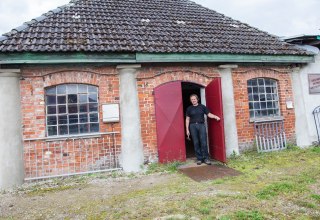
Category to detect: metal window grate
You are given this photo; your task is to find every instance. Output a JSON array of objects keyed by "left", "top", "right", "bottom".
[
  {"left": 254, "top": 120, "right": 286, "bottom": 152},
  {"left": 24, "top": 132, "right": 121, "bottom": 181},
  {"left": 312, "top": 105, "right": 320, "bottom": 144}
]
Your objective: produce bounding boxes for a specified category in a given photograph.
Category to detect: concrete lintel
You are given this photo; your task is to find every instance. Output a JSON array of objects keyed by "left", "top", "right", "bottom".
[
  {"left": 218, "top": 64, "right": 238, "bottom": 69},
  {"left": 117, "top": 64, "right": 141, "bottom": 70},
  {"left": 0, "top": 69, "right": 21, "bottom": 77},
  {"left": 291, "top": 67, "right": 301, "bottom": 73}
]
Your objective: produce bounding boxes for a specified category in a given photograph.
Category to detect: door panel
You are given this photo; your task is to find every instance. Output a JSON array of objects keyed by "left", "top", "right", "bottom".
[
  {"left": 205, "top": 78, "right": 226, "bottom": 163},
  {"left": 154, "top": 81, "right": 186, "bottom": 163}
]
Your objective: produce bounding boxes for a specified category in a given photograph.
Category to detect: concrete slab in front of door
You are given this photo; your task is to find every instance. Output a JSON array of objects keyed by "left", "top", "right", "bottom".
[{"left": 178, "top": 162, "right": 241, "bottom": 182}]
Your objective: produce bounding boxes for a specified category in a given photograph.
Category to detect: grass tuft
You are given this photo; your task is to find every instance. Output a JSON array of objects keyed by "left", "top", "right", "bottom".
[
  {"left": 311, "top": 194, "right": 320, "bottom": 202},
  {"left": 256, "top": 182, "right": 295, "bottom": 199},
  {"left": 220, "top": 210, "right": 264, "bottom": 220},
  {"left": 146, "top": 161, "right": 184, "bottom": 174}
]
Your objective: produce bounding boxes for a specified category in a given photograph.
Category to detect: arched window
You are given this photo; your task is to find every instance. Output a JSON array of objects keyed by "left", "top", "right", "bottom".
[
  {"left": 45, "top": 84, "right": 99, "bottom": 136},
  {"left": 247, "top": 78, "right": 280, "bottom": 118}
]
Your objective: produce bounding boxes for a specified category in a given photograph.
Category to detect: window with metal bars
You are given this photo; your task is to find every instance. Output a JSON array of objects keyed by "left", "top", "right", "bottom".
[
  {"left": 247, "top": 78, "right": 280, "bottom": 118},
  {"left": 45, "top": 84, "right": 99, "bottom": 136}
]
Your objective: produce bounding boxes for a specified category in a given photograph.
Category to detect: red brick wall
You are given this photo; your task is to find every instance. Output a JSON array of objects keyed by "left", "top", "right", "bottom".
[
  {"left": 21, "top": 65, "right": 120, "bottom": 139},
  {"left": 21, "top": 65, "right": 121, "bottom": 178},
  {"left": 20, "top": 64, "right": 296, "bottom": 177},
  {"left": 232, "top": 67, "right": 295, "bottom": 151},
  {"left": 137, "top": 64, "right": 221, "bottom": 161}
]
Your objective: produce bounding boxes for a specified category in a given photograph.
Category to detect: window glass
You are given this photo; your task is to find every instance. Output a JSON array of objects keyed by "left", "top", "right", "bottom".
[
  {"left": 45, "top": 84, "right": 99, "bottom": 136},
  {"left": 247, "top": 78, "right": 280, "bottom": 118}
]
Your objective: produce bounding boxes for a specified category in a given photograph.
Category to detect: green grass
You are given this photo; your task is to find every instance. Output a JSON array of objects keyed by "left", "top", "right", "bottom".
[
  {"left": 3, "top": 146, "right": 320, "bottom": 220},
  {"left": 311, "top": 194, "right": 320, "bottom": 202},
  {"left": 256, "top": 182, "right": 297, "bottom": 199},
  {"left": 146, "top": 161, "right": 184, "bottom": 174},
  {"left": 219, "top": 210, "right": 264, "bottom": 220}
]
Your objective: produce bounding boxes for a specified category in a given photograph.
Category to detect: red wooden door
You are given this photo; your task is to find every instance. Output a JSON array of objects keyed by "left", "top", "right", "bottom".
[
  {"left": 205, "top": 78, "right": 226, "bottom": 163},
  {"left": 154, "top": 81, "right": 186, "bottom": 163}
]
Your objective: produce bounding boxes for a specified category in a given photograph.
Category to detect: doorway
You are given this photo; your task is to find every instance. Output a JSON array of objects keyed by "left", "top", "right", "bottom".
[
  {"left": 154, "top": 79, "right": 226, "bottom": 164},
  {"left": 181, "top": 82, "right": 203, "bottom": 159}
]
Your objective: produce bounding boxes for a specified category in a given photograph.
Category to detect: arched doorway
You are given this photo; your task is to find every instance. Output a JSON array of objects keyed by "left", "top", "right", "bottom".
[{"left": 154, "top": 79, "right": 226, "bottom": 163}]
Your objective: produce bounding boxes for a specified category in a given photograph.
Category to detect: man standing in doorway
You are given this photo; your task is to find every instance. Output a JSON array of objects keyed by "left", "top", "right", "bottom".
[{"left": 186, "top": 94, "right": 220, "bottom": 165}]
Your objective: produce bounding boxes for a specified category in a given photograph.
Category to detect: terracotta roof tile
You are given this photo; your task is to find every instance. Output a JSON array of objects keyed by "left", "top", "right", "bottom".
[{"left": 0, "top": 0, "right": 308, "bottom": 55}]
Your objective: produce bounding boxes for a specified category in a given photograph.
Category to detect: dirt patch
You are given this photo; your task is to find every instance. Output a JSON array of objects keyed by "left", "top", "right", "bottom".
[
  {"left": 178, "top": 164, "right": 242, "bottom": 182},
  {"left": 0, "top": 173, "right": 178, "bottom": 219}
]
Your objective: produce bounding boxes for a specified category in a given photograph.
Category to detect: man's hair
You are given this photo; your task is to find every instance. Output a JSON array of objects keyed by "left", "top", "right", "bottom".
[{"left": 190, "top": 94, "right": 199, "bottom": 100}]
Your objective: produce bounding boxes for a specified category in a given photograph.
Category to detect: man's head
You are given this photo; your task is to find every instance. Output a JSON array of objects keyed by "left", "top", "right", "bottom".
[{"left": 190, "top": 94, "right": 199, "bottom": 106}]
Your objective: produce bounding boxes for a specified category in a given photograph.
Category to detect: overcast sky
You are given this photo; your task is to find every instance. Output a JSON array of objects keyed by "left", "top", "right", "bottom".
[{"left": 0, "top": 0, "right": 319, "bottom": 37}]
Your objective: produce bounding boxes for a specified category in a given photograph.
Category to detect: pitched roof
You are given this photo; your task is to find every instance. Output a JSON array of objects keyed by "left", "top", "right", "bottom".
[{"left": 0, "top": 0, "right": 308, "bottom": 55}]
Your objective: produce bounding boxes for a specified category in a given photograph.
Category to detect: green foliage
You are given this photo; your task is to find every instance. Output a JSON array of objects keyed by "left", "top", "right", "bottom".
[
  {"left": 196, "top": 199, "right": 214, "bottom": 215},
  {"left": 296, "top": 200, "right": 317, "bottom": 209},
  {"left": 220, "top": 210, "right": 264, "bottom": 220},
  {"left": 229, "top": 150, "right": 239, "bottom": 160},
  {"left": 311, "top": 146, "right": 320, "bottom": 153},
  {"left": 146, "top": 161, "right": 184, "bottom": 174},
  {"left": 234, "top": 210, "right": 264, "bottom": 220},
  {"left": 286, "top": 143, "right": 300, "bottom": 150},
  {"left": 27, "top": 185, "right": 75, "bottom": 196},
  {"left": 311, "top": 194, "right": 320, "bottom": 202},
  {"left": 256, "top": 182, "right": 295, "bottom": 199}
]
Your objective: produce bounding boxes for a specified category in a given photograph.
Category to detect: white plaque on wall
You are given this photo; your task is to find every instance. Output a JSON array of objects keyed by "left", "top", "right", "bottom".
[
  {"left": 309, "top": 74, "right": 320, "bottom": 94},
  {"left": 102, "top": 104, "right": 120, "bottom": 123}
]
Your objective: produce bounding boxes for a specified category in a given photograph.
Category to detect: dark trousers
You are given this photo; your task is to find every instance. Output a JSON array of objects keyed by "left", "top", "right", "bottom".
[{"left": 189, "top": 123, "right": 209, "bottom": 161}]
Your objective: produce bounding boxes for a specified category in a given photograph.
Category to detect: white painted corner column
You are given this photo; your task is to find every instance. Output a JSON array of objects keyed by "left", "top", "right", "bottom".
[
  {"left": 219, "top": 65, "right": 240, "bottom": 156},
  {"left": 0, "top": 69, "right": 24, "bottom": 189},
  {"left": 117, "top": 64, "right": 144, "bottom": 172},
  {"left": 291, "top": 67, "right": 311, "bottom": 147}
]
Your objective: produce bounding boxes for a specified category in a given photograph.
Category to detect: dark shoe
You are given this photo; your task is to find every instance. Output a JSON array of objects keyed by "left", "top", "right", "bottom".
[
  {"left": 196, "top": 160, "right": 202, "bottom": 165},
  {"left": 204, "top": 159, "right": 212, "bottom": 165}
]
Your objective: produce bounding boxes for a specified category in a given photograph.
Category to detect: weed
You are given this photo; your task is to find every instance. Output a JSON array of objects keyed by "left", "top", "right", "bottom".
[
  {"left": 286, "top": 143, "right": 300, "bottom": 150},
  {"left": 27, "top": 185, "right": 75, "bottom": 196},
  {"left": 211, "top": 179, "right": 225, "bottom": 184},
  {"left": 256, "top": 182, "right": 295, "bottom": 199},
  {"left": 220, "top": 210, "right": 264, "bottom": 220},
  {"left": 311, "top": 194, "right": 320, "bottom": 202},
  {"left": 296, "top": 200, "right": 317, "bottom": 209},
  {"left": 229, "top": 150, "right": 239, "bottom": 160},
  {"left": 311, "top": 146, "right": 320, "bottom": 153},
  {"left": 146, "top": 161, "right": 184, "bottom": 174},
  {"left": 235, "top": 210, "right": 264, "bottom": 220}
]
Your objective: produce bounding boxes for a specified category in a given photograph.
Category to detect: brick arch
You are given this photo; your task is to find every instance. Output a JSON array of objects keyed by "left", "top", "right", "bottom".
[
  {"left": 44, "top": 82, "right": 98, "bottom": 90},
  {"left": 150, "top": 71, "right": 217, "bottom": 89},
  {"left": 43, "top": 71, "right": 100, "bottom": 88},
  {"left": 154, "top": 79, "right": 206, "bottom": 89}
]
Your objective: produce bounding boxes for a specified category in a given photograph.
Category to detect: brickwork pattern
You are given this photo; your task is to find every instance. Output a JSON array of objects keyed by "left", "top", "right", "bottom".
[
  {"left": 232, "top": 67, "right": 296, "bottom": 151},
  {"left": 20, "top": 64, "right": 297, "bottom": 177},
  {"left": 21, "top": 65, "right": 121, "bottom": 177},
  {"left": 137, "top": 64, "right": 221, "bottom": 162}
]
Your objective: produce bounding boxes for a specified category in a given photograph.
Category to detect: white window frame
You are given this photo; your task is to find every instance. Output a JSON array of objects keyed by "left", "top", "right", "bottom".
[
  {"left": 45, "top": 84, "right": 100, "bottom": 137},
  {"left": 247, "top": 78, "right": 281, "bottom": 119}
]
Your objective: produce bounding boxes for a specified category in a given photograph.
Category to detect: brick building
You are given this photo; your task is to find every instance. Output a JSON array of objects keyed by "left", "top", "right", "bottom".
[{"left": 0, "top": 0, "right": 314, "bottom": 189}]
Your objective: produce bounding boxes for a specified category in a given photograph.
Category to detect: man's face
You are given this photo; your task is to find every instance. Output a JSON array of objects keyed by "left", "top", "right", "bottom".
[{"left": 190, "top": 96, "right": 198, "bottom": 106}]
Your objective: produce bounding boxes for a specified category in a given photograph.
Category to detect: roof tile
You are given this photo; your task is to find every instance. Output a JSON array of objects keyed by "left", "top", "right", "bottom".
[{"left": 0, "top": 0, "right": 309, "bottom": 55}]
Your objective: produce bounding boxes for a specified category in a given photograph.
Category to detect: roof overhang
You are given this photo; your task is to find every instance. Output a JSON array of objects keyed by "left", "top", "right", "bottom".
[
  {"left": 0, "top": 52, "right": 314, "bottom": 64},
  {"left": 283, "top": 35, "right": 320, "bottom": 48}
]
